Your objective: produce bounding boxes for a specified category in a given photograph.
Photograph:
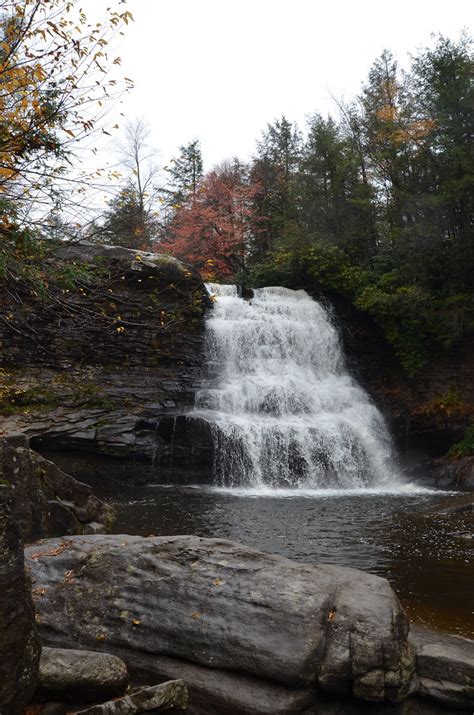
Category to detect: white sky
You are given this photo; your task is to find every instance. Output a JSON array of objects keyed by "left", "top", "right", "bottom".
[{"left": 108, "top": 0, "right": 470, "bottom": 171}]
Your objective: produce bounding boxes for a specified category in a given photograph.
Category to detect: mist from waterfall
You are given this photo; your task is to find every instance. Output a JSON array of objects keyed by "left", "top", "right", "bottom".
[{"left": 194, "top": 284, "right": 400, "bottom": 489}]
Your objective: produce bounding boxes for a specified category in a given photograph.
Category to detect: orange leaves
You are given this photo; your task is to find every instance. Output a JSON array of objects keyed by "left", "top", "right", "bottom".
[
  {"left": 163, "top": 166, "right": 262, "bottom": 281},
  {"left": 0, "top": 0, "right": 134, "bottom": 197}
]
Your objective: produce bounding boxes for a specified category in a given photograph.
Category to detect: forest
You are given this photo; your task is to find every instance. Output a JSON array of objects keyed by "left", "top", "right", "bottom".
[{"left": 0, "top": 2, "right": 472, "bottom": 378}]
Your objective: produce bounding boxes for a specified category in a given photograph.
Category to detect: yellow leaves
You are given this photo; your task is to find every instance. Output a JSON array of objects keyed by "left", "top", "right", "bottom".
[
  {"left": 212, "top": 577, "right": 224, "bottom": 587},
  {"left": 132, "top": 618, "right": 141, "bottom": 626},
  {"left": 116, "top": 326, "right": 125, "bottom": 333},
  {"left": 96, "top": 633, "right": 107, "bottom": 641},
  {"left": 191, "top": 611, "right": 202, "bottom": 619},
  {"left": 377, "top": 104, "right": 397, "bottom": 123}
]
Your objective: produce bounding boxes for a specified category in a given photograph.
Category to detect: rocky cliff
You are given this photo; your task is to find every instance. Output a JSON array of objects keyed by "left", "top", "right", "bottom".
[
  {"left": 1, "top": 245, "right": 472, "bottom": 486},
  {"left": 328, "top": 293, "right": 474, "bottom": 479},
  {"left": 1, "top": 242, "right": 209, "bottom": 480}
]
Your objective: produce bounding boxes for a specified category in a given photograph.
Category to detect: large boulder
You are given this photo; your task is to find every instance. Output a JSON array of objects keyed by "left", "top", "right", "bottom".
[
  {"left": 27, "top": 534, "right": 415, "bottom": 706},
  {"left": 0, "top": 476, "right": 41, "bottom": 713},
  {"left": 1, "top": 433, "right": 114, "bottom": 542}
]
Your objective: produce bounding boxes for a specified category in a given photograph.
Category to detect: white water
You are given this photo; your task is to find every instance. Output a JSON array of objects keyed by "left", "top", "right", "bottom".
[{"left": 194, "top": 284, "right": 401, "bottom": 489}]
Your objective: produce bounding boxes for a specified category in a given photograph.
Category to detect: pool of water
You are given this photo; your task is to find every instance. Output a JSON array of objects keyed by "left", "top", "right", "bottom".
[{"left": 89, "top": 479, "right": 473, "bottom": 637}]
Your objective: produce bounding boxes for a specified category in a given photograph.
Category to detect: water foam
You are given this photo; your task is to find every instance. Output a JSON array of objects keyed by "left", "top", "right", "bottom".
[{"left": 194, "top": 284, "right": 401, "bottom": 489}]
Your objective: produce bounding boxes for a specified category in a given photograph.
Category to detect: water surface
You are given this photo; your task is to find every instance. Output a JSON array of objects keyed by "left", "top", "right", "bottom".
[{"left": 91, "top": 480, "right": 473, "bottom": 638}]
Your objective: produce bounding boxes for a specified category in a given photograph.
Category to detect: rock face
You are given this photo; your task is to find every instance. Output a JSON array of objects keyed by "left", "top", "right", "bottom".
[
  {"left": 328, "top": 293, "right": 474, "bottom": 462},
  {"left": 410, "top": 626, "right": 474, "bottom": 710},
  {"left": 1, "top": 434, "right": 114, "bottom": 542},
  {"left": 0, "top": 464, "right": 41, "bottom": 713},
  {"left": 27, "top": 534, "right": 415, "bottom": 708},
  {"left": 0, "top": 242, "right": 209, "bottom": 479},
  {"left": 37, "top": 647, "right": 129, "bottom": 702}
]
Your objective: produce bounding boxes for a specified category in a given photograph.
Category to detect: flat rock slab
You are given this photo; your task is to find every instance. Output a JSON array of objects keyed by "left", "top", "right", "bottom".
[
  {"left": 74, "top": 679, "right": 187, "bottom": 714},
  {"left": 27, "top": 534, "right": 415, "bottom": 703},
  {"left": 38, "top": 647, "right": 129, "bottom": 702},
  {"left": 410, "top": 626, "right": 474, "bottom": 709}
]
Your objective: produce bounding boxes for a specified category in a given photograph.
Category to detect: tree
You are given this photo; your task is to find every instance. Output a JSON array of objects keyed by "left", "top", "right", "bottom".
[
  {"left": 95, "top": 182, "right": 158, "bottom": 250},
  {"left": 408, "top": 34, "right": 474, "bottom": 291},
  {"left": 163, "top": 139, "right": 203, "bottom": 213},
  {"left": 95, "top": 118, "right": 160, "bottom": 250},
  {"left": 251, "top": 116, "right": 302, "bottom": 252},
  {"left": 163, "top": 161, "right": 262, "bottom": 280},
  {"left": 0, "top": 0, "right": 133, "bottom": 230},
  {"left": 299, "top": 113, "right": 377, "bottom": 262}
]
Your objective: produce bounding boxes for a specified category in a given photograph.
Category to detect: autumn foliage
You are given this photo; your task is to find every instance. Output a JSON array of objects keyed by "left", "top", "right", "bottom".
[
  {"left": 162, "top": 163, "right": 263, "bottom": 280},
  {"left": 0, "top": 0, "right": 133, "bottom": 218}
]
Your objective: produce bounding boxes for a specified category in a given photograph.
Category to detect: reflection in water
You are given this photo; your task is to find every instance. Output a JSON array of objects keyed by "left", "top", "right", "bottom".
[{"left": 91, "top": 481, "right": 473, "bottom": 638}]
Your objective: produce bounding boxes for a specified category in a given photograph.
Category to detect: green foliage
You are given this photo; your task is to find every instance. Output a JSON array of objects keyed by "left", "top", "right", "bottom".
[
  {"left": 241, "top": 34, "right": 474, "bottom": 376},
  {"left": 447, "top": 423, "right": 474, "bottom": 458},
  {"left": 0, "top": 230, "right": 107, "bottom": 302}
]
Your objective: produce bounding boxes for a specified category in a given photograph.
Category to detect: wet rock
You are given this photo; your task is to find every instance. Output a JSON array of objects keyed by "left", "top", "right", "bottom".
[
  {"left": 1, "top": 433, "right": 114, "bottom": 542},
  {"left": 429, "top": 457, "right": 474, "bottom": 491},
  {"left": 0, "top": 242, "right": 208, "bottom": 476},
  {"left": 27, "top": 534, "right": 415, "bottom": 704},
  {"left": 37, "top": 647, "right": 129, "bottom": 702},
  {"left": 410, "top": 625, "right": 474, "bottom": 709},
  {"left": 74, "top": 680, "right": 187, "bottom": 714},
  {"left": 0, "top": 466, "right": 41, "bottom": 713}
]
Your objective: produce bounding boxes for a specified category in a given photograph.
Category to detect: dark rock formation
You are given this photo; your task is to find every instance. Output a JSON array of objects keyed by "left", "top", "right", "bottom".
[
  {"left": 26, "top": 534, "right": 415, "bottom": 706},
  {"left": 410, "top": 626, "right": 474, "bottom": 710},
  {"left": 74, "top": 679, "right": 188, "bottom": 714},
  {"left": 428, "top": 457, "right": 474, "bottom": 491},
  {"left": 327, "top": 293, "right": 474, "bottom": 463},
  {"left": 37, "top": 647, "right": 129, "bottom": 703},
  {"left": 0, "top": 242, "right": 209, "bottom": 480},
  {"left": 0, "top": 454, "right": 41, "bottom": 714},
  {"left": 1, "top": 434, "right": 114, "bottom": 542}
]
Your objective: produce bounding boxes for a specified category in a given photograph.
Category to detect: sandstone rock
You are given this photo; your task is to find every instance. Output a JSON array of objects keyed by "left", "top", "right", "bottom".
[
  {"left": 0, "top": 477, "right": 41, "bottom": 713},
  {"left": 37, "top": 647, "right": 129, "bottom": 702},
  {"left": 74, "top": 680, "right": 187, "bottom": 714},
  {"left": 410, "top": 625, "right": 474, "bottom": 709},
  {"left": 27, "top": 534, "right": 415, "bottom": 704}
]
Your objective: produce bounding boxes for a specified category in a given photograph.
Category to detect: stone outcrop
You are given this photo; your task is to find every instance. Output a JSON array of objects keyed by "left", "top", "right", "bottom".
[
  {"left": 0, "top": 468, "right": 41, "bottom": 713},
  {"left": 410, "top": 626, "right": 474, "bottom": 710},
  {"left": 0, "top": 242, "right": 209, "bottom": 480},
  {"left": 327, "top": 293, "right": 474, "bottom": 463},
  {"left": 37, "top": 647, "right": 129, "bottom": 703},
  {"left": 26, "top": 534, "right": 416, "bottom": 708},
  {"left": 1, "top": 434, "right": 113, "bottom": 542}
]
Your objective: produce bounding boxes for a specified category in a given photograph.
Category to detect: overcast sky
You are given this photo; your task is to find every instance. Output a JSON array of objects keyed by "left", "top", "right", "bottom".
[
  {"left": 75, "top": 0, "right": 471, "bottom": 203},
  {"left": 107, "top": 0, "right": 470, "bottom": 171}
]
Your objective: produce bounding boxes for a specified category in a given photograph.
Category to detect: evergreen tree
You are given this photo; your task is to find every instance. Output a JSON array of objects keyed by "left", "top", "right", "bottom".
[
  {"left": 251, "top": 116, "right": 302, "bottom": 253},
  {"left": 164, "top": 139, "right": 204, "bottom": 211}
]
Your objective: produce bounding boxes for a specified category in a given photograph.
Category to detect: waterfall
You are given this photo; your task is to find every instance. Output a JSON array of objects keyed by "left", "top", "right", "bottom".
[{"left": 194, "top": 283, "right": 399, "bottom": 489}]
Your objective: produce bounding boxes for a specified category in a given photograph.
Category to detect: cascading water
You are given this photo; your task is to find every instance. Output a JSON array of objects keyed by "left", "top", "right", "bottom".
[{"left": 194, "top": 283, "right": 399, "bottom": 489}]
